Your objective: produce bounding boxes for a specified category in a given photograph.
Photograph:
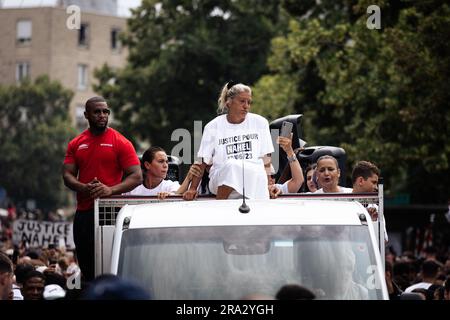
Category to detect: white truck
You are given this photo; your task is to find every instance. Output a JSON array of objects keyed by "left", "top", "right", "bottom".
[{"left": 94, "top": 190, "right": 388, "bottom": 300}]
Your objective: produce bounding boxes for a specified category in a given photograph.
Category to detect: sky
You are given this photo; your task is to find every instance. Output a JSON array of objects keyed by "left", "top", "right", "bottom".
[
  {"left": 117, "top": 0, "right": 141, "bottom": 16},
  {"left": 1, "top": 0, "right": 142, "bottom": 17}
]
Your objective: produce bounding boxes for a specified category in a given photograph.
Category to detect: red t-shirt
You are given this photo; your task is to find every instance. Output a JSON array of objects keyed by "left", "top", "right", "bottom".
[{"left": 64, "top": 127, "right": 140, "bottom": 211}]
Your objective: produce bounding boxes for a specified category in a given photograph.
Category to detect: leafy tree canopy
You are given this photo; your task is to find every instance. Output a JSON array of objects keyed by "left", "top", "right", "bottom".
[
  {"left": 95, "top": 0, "right": 281, "bottom": 152},
  {"left": 252, "top": 0, "right": 450, "bottom": 203},
  {"left": 95, "top": 0, "right": 449, "bottom": 203},
  {"left": 0, "top": 76, "right": 75, "bottom": 210}
]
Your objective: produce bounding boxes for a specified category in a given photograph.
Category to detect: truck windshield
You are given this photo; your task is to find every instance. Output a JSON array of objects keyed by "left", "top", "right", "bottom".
[{"left": 117, "top": 225, "right": 384, "bottom": 300}]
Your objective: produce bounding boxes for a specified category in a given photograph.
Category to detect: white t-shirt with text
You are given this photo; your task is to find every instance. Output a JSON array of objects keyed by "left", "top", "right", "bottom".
[{"left": 198, "top": 113, "right": 274, "bottom": 199}]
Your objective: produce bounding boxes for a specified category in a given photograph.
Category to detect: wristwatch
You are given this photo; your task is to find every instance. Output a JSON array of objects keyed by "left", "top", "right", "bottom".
[{"left": 287, "top": 155, "right": 297, "bottom": 163}]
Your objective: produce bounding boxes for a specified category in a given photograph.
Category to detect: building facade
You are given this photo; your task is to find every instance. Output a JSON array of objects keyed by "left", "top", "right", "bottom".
[
  {"left": 59, "top": 0, "right": 119, "bottom": 16},
  {"left": 0, "top": 6, "right": 128, "bottom": 130}
]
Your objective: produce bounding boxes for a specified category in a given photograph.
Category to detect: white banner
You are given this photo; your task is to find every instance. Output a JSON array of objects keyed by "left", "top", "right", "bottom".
[{"left": 13, "top": 219, "right": 75, "bottom": 249}]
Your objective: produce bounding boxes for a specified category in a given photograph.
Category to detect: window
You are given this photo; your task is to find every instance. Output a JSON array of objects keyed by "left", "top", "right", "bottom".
[
  {"left": 18, "top": 107, "right": 28, "bottom": 123},
  {"left": 111, "top": 28, "right": 122, "bottom": 51},
  {"left": 117, "top": 225, "right": 384, "bottom": 300},
  {"left": 16, "top": 62, "right": 30, "bottom": 82},
  {"left": 75, "top": 104, "right": 87, "bottom": 131},
  {"left": 78, "top": 23, "right": 89, "bottom": 47},
  {"left": 77, "top": 64, "right": 88, "bottom": 90},
  {"left": 16, "top": 20, "right": 32, "bottom": 45}
]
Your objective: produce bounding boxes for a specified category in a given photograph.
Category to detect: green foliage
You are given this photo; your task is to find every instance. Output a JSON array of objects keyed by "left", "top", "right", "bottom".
[
  {"left": 94, "top": 0, "right": 281, "bottom": 151},
  {"left": 253, "top": 0, "right": 450, "bottom": 203},
  {"left": 93, "top": 0, "right": 450, "bottom": 203},
  {"left": 252, "top": 74, "right": 300, "bottom": 120},
  {"left": 0, "top": 76, "right": 75, "bottom": 210}
]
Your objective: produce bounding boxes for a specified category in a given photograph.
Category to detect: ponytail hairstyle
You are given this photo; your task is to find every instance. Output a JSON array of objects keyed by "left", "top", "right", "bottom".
[{"left": 217, "top": 81, "right": 252, "bottom": 114}]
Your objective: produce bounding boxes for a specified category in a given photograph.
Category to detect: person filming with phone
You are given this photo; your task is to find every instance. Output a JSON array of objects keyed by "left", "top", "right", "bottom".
[
  {"left": 183, "top": 81, "right": 274, "bottom": 200},
  {"left": 268, "top": 122, "right": 304, "bottom": 198}
]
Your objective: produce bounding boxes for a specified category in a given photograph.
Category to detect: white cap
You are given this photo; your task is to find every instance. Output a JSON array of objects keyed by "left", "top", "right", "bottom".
[
  {"left": 43, "top": 284, "right": 66, "bottom": 300},
  {"left": 35, "top": 266, "right": 47, "bottom": 273}
]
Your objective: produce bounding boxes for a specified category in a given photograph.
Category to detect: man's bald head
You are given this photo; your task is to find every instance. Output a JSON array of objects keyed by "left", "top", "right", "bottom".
[{"left": 85, "top": 96, "right": 107, "bottom": 112}]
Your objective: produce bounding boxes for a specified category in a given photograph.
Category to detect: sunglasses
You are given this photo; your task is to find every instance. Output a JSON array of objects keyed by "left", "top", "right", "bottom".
[{"left": 93, "top": 108, "right": 111, "bottom": 115}]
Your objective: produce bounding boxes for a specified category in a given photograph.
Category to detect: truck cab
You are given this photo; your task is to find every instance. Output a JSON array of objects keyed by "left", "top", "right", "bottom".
[
  {"left": 93, "top": 114, "right": 387, "bottom": 299},
  {"left": 94, "top": 193, "right": 388, "bottom": 300}
]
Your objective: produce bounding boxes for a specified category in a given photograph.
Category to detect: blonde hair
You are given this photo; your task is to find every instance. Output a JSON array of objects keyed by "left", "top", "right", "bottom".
[{"left": 217, "top": 82, "right": 252, "bottom": 114}]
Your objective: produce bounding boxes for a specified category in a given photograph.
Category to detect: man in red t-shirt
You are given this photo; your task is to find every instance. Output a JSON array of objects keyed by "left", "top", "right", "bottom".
[{"left": 62, "top": 96, "right": 142, "bottom": 281}]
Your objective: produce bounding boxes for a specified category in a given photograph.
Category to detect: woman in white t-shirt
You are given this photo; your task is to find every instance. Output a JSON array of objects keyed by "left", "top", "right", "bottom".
[
  {"left": 313, "top": 155, "right": 353, "bottom": 193},
  {"left": 183, "top": 81, "right": 274, "bottom": 200},
  {"left": 124, "top": 146, "right": 200, "bottom": 199}
]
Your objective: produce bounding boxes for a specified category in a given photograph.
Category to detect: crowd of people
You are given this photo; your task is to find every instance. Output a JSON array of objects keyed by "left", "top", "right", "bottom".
[
  {"left": 1, "top": 240, "right": 449, "bottom": 300},
  {"left": 1, "top": 82, "right": 449, "bottom": 300},
  {"left": 385, "top": 246, "right": 450, "bottom": 300},
  {"left": 0, "top": 242, "right": 81, "bottom": 300}
]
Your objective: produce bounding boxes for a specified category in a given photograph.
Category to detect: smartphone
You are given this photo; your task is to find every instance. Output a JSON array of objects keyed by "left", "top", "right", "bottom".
[{"left": 280, "top": 121, "right": 293, "bottom": 138}]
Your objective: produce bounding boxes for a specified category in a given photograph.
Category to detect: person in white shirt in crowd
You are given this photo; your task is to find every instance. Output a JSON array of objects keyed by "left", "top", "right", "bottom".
[
  {"left": 268, "top": 133, "right": 304, "bottom": 198},
  {"left": 314, "top": 155, "right": 353, "bottom": 193},
  {"left": 63, "top": 251, "right": 81, "bottom": 279},
  {"left": 124, "top": 146, "right": 201, "bottom": 199},
  {"left": 404, "top": 260, "right": 441, "bottom": 293},
  {"left": 183, "top": 81, "right": 274, "bottom": 200}
]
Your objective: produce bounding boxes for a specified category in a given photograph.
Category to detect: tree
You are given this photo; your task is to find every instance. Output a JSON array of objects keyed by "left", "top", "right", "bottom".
[
  {"left": 0, "top": 76, "right": 75, "bottom": 210},
  {"left": 94, "top": 0, "right": 281, "bottom": 154},
  {"left": 252, "top": 0, "right": 450, "bottom": 203}
]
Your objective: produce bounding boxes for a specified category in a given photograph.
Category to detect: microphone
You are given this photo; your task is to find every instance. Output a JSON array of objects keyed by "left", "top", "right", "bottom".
[{"left": 239, "top": 153, "right": 250, "bottom": 214}]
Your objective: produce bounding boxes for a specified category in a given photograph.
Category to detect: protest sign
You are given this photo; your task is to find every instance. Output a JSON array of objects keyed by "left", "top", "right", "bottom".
[{"left": 13, "top": 219, "right": 75, "bottom": 248}]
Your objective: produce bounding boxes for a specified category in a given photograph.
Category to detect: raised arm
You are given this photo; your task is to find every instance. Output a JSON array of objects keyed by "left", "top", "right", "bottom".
[
  {"left": 278, "top": 135, "right": 304, "bottom": 193},
  {"left": 175, "top": 163, "right": 203, "bottom": 194}
]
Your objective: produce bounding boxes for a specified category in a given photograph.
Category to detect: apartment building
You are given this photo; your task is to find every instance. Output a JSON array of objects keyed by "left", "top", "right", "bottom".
[{"left": 0, "top": 5, "right": 128, "bottom": 130}]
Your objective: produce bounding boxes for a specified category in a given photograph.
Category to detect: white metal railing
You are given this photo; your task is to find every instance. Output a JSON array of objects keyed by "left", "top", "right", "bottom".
[{"left": 94, "top": 193, "right": 381, "bottom": 227}]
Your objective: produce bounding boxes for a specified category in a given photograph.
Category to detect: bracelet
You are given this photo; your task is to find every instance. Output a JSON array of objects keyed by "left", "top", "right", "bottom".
[{"left": 287, "top": 155, "right": 297, "bottom": 163}]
